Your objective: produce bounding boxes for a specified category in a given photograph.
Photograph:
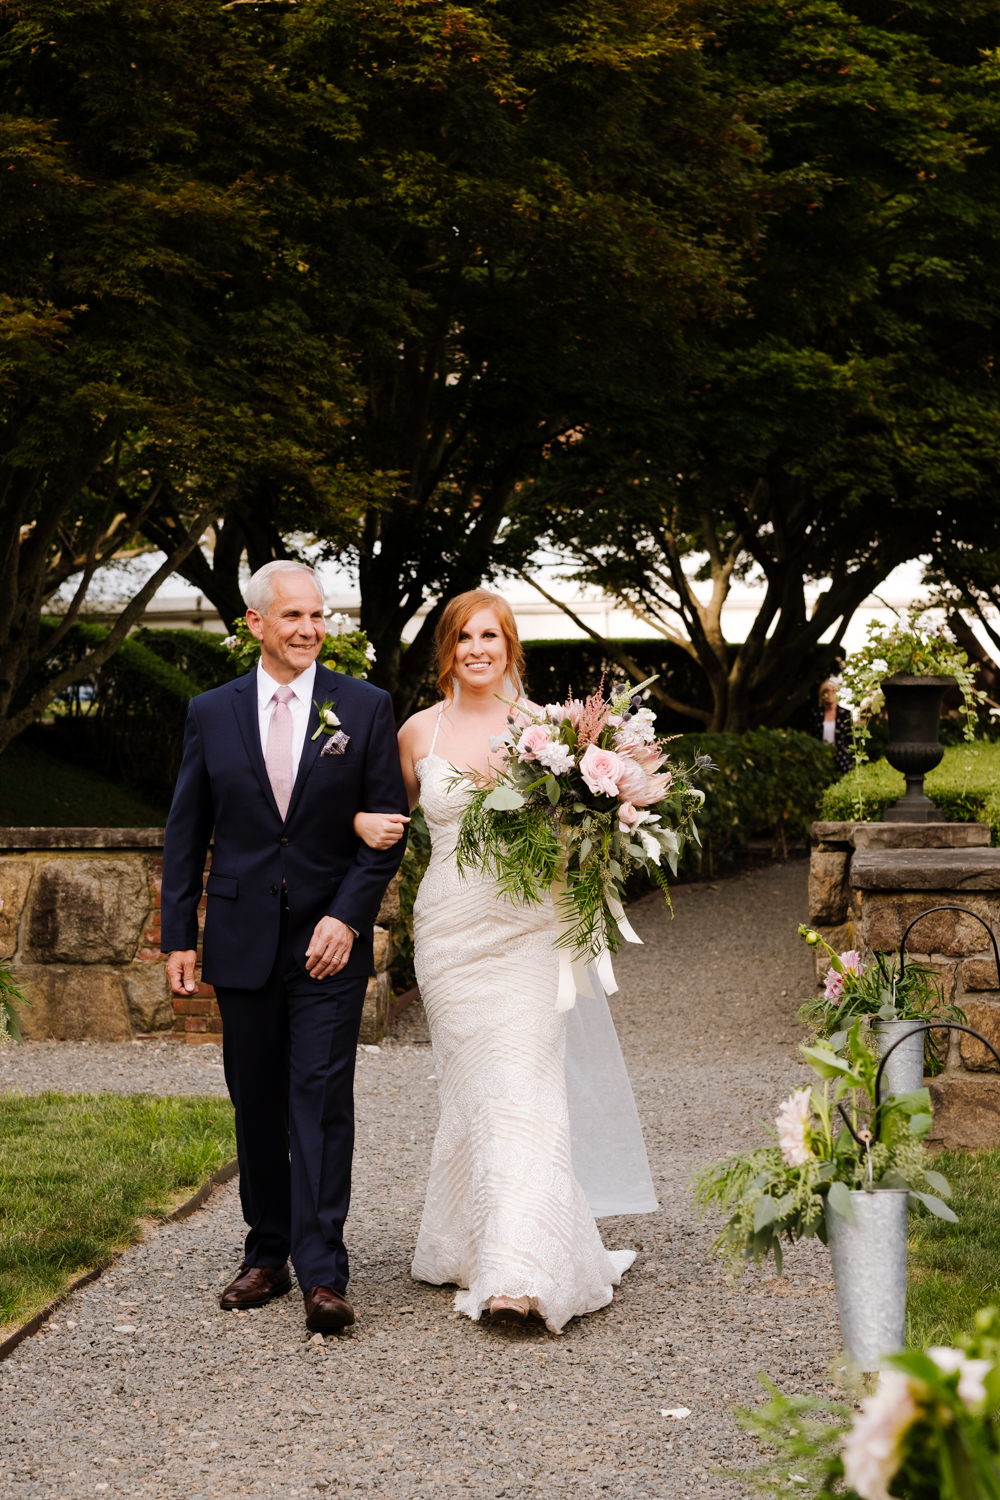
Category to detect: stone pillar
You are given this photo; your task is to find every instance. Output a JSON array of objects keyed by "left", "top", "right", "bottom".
[
  {"left": 846, "top": 842, "right": 1000, "bottom": 1149},
  {"left": 359, "top": 877, "right": 399, "bottom": 1046}
]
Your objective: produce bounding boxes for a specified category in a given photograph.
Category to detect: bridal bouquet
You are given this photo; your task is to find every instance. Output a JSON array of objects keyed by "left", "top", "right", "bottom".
[{"left": 455, "top": 676, "right": 707, "bottom": 1007}]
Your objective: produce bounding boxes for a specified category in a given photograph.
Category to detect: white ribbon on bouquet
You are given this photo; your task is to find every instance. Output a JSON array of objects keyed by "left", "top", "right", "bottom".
[{"left": 551, "top": 878, "right": 643, "bottom": 1012}]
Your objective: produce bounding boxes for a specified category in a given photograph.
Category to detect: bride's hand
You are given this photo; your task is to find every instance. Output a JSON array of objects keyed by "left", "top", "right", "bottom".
[{"left": 354, "top": 811, "right": 410, "bottom": 849}]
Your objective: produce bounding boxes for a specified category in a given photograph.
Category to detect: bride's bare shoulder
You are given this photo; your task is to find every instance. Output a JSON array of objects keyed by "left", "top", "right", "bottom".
[{"left": 398, "top": 702, "right": 446, "bottom": 760}]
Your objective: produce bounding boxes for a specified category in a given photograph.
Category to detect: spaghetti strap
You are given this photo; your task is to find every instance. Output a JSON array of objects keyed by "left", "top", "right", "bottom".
[{"left": 428, "top": 705, "right": 444, "bottom": 759}]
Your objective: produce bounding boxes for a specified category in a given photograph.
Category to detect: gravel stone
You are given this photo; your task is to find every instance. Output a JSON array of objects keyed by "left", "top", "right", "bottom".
[{"left": 0, "top": 859, "right": 842, "bottom": 1498}]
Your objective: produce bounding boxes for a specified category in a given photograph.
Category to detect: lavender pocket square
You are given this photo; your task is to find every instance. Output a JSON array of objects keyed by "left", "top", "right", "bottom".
[{"left": 320, "top": 730, "right": 350, "bottom": 756}]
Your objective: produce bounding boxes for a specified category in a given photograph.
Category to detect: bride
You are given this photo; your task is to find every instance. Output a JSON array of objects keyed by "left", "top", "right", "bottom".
[{"left": 355, "top": 589, "right": 656, "bottom": 1333}]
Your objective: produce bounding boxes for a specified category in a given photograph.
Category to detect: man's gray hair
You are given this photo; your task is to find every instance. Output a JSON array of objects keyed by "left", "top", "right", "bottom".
[{"left": 244, "top": 560, "right": 325, "bottom": 616}]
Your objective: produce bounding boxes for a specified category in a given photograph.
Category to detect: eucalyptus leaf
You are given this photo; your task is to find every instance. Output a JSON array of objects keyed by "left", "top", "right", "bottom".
[
  {"left": 580, "top": 837, "right": 592, "bottom": 859},
  {"left": 666, "top": 851, "right": 679, "bottom": 876},
  {"left": 829, "top": 1030, "right": 849, "bottom": 1053},
  {"left": 923, "top": 1169, "right": 952, "bottom": 1199},
  {"left": 754, "top": 1196, "right": 778, "bottom": 1232},
  {"left": 909, "top": 1191, "right": 958, "bottom": 1223},
  {"left": 545, "top": 775, "right": 560, "bottom": 807},
  {"left": 627, "top": 843, "right": 646, "bottom": 860},
  {"left": 827, "top": 1181, "right": 855, "bottom": 1223},
  {"left": 483, "top": 786, "right": 525, "bottom": 811},
  {"left": 877, "top": 1003, "right": 897, "bottom": 1020}
]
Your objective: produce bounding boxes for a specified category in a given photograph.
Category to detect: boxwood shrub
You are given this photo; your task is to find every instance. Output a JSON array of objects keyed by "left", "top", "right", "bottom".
[{"left": 821, "top": 742, "right": 1000, "bottom": 842}]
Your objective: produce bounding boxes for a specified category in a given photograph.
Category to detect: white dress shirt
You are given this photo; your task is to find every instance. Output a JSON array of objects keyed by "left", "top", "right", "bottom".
[{"left": 256, "top": 660, "right": 317, "bottom": 777}]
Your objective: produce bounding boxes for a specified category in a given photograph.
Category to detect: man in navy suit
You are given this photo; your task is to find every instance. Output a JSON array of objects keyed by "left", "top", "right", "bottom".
[{"left": 161, "top": 561, "right": 407, "bottom": 1332}]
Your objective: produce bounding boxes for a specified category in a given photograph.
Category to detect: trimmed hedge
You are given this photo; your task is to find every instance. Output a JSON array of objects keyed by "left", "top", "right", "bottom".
[
  {"left": 21, "top": 622, "right": 217, "bottom": 804},
  {"left": 670, "top": 729, "right": 837, "bottom": 875},
  {"left": 821, "top": 743, "right": 1000, "bottom": 842}
]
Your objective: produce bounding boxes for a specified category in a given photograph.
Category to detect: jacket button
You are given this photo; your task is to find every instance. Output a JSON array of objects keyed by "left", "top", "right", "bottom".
[
  {"left": 280, "top": 837, "right": 289, "bottom": 847},
  {"left": 270, "top": 885, "right": 278, "bottom": 896}
]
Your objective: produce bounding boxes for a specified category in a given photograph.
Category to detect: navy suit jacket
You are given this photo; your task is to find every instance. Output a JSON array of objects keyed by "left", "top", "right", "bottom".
[{"left": 160, "top": 663, "right": 408, "bottom": 991}]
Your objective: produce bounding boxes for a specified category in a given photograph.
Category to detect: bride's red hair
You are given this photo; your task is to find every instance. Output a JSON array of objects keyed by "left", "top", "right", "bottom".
[{"left": 434, "top": 590, "right": 525, "bottom": 703}]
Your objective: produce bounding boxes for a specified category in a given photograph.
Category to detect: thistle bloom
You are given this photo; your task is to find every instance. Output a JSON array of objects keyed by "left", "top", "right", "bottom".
[
  {"left": 579, "top": 743, "right": 624, "bottom": 797},
  {"left": 841, "top": 1371, "right": 919, "bottom": 1500},
  {"left": 775, "top": 1087, "right": 813, "bottom": 1166},
  {"left": 516, "top": 724, "right": 553, "bottom": 762}
]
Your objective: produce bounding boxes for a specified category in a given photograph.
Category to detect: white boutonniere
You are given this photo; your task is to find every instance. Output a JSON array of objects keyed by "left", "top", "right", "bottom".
[{"left": 312, "top": 699, "right": 350, "bottom": 756}]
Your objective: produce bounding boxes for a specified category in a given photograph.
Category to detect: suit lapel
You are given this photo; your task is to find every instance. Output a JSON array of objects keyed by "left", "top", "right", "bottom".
[
  {"left": 285, "top": 664, "right": 339, "bottom": 825},
  {"left": 232, "top": 670, "right": 282, "bottom": 818}
]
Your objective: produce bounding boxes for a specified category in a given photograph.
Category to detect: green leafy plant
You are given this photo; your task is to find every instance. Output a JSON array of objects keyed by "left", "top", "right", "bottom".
[
  {"left": 693, "top": 1023, "right": 954, "bottom": 1276},
  {"left": 839, "top": 614, "right": 985, "bottom": 813},
  {"left": 733, "top": 1306, "right": 1000, "bottom": 1500},
  {"left": 224, "top": 615, "right": 375, "bottom": 681},
  {"left": 0, "top": 965, "right": 25, "bottom": 1045},
  {"left": 798, "top": 926, "right": 965, "bottom": 1074}
]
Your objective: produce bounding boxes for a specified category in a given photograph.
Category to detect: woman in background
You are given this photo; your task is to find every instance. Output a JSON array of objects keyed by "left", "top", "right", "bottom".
[{"left": 809, "top": 678, "right": 853, "bottom": 777}]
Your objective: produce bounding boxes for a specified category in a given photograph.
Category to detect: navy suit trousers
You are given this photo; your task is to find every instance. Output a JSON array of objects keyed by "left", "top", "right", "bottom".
[{"left": 215, "top": 908, "right": 368, "bottom": 1294}]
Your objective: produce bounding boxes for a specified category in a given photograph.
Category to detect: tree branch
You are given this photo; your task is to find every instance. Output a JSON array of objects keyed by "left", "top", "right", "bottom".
[{"left": 516, "top": 571, "right": 711, "bottom": 724}]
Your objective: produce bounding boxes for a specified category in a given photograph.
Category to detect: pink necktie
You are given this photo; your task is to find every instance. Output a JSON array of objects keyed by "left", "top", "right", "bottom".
[{"left": 265, "top": 684, "right": 295, "bottom": 819}]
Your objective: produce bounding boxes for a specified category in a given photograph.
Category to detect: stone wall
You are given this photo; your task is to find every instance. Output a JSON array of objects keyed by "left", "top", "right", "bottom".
[
  {"left": 808, "top": 821, "right": 1000, "bottom": 1148},
  {"left": 0, "top": 830, "right": 398, "bottom": 1046}
]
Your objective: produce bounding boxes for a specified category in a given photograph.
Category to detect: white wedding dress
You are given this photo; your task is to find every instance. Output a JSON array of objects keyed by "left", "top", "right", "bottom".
[{"left": 410, "top": 716, "right": 657, "bottom": 1334}]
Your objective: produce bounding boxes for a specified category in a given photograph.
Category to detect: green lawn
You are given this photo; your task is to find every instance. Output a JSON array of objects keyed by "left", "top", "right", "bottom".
[
  {"left": 0, "top": 1092, "right": 236, "bottom": 1333},
  {"left": 0, "top": 737, "right": 167, "bottom": 827},
  {"left": 907, "top": 1148, "right": 1000, "bottom": 1348},
  {"left": 821, "top": 741, "right": 1000, "bottom": 840}
]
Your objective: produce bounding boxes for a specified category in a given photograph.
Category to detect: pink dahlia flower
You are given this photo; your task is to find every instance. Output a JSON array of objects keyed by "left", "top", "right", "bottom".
[
  {"left": 579, "top": 743, "right": 624, "bottom": 797},
  {"left": 775, "top": 1086, "right": 813, "bottom": 1166}
]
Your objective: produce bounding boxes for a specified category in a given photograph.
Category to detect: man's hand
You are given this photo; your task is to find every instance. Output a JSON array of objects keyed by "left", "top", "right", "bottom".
[
  {"left": 166, "top": 949, "right": 198, "bottom": 995},
  {"left": 305, "top": 917, "right": 355, "bottom": 981}
]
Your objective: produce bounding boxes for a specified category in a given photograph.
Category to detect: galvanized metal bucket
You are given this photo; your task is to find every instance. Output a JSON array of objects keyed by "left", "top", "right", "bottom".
[
  {"left": 825, "top": 1189, "right": 908, "bottom": 1373},
  {"left": 873, "top": 1018, "right": 925, "bottom": 1099}
]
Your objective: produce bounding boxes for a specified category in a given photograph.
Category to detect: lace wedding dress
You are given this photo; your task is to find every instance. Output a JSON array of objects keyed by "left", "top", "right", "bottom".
[{"left": 410, "top": 715, "right": 655, "bottom": 1334}]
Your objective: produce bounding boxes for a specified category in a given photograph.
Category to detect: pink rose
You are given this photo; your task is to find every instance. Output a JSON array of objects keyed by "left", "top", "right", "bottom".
[
  {"left": 516, "top": 724, "right": 552, "bottom": 762},
  {"left": 614, "top": 756, "right": 649, "bottom": 802},
  {"left": 579, "top": 743, "right": 624, "bottom": 797}
]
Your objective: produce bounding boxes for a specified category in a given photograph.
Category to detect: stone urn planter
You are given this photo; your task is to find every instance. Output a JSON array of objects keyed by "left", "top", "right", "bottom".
[
  {"left": 873, "top": 1017, "right": 926, "bottom": 1100},
  {"left": 826, "top": 1189, "right": 909, "bottom": 1373},
  {"left": 881, "top": 673, "right": 956, "bottom": 823}
]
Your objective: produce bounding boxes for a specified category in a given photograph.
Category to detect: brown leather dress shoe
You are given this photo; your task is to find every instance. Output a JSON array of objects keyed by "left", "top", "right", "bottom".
[
  {"left": 304, "top": 1286, "right": 356, "bottom": 1333},
  {"left": 219, "top": 1262, "right": 292, "bottom": 1310}
]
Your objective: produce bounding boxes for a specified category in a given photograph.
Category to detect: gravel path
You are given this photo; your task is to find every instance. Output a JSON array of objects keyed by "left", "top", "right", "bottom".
[{"left": 0, "top": 859, "right": 842, "bottom": 1500}]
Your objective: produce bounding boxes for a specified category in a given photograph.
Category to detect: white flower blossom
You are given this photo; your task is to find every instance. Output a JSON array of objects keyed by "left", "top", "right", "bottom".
[
  {"left": 871, "top": 657, "right": 889, "bottom": 673},
  {"left": 775, "top": 1087, "right": 813, "bottom": 1166},
  {"left": 928, "top": 1347, "right": 994, "bottom": 1411},
  {"left": 536, "top": 740, "right": 575, "bottom": 775},
  {"left": 636, "top": 828, "right": 662, "bottom": 863},
  {"left": 365, "top": 642, "right": 377, "bottom": 663},
  {"left": 842, "top": 1371, "right": 919, "bottom": 1500},
  {"left": 222, "top": 635, "right": 238, "bottom": 651},
  {"left": 323, "top": 709, "right": 341, "bottom": 727}
]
